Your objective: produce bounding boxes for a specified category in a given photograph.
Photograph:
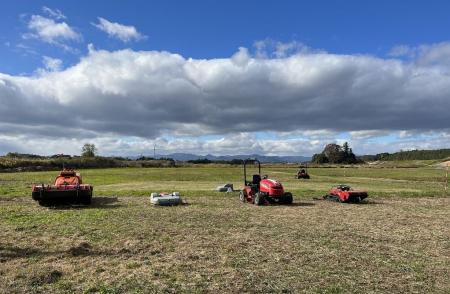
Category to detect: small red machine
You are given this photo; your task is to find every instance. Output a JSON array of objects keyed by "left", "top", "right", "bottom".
[
  {"left": 239, "top": 159, "right": 293, "bottom": 205},
  {"left": 32, "top": 169, "right": 93, "bottom": 206},
  {"left": 325, "top": 185, "right": 368, "bottom": 203},
  {"left": 296, "top": 164, "right": 310, "bottom": 179}
]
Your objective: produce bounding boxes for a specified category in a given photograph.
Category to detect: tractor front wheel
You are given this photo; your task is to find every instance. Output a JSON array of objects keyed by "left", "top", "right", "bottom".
[
  {"left": 239, "top": 191, "right": 246, "bottom": 203},
  {"left": 254, "top": 193, "right": 264, "bottom": 205}
]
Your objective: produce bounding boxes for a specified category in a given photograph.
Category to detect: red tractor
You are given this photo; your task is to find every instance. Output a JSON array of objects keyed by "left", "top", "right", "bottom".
[
  {"left": 32, "top": 169, "right": 93, "bottom": 206},
  {"left": 239, "top": 159, "right": 293, "bottom": 205},
  {"left": 296, "top": 163, "right": 310, "bottom": 179},
  {"left": 325, "top": 185, "right": 368, "bottom": 203}
]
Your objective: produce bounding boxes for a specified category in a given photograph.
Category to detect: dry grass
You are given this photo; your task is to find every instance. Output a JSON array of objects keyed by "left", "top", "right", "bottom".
[{"left": 1, "top": 194, "right": 449, "bottom": 293}]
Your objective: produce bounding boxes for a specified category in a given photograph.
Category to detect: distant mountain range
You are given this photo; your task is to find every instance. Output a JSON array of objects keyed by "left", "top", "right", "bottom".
[{"left": 150, "top": 153, "right": 311, "bottom": 163}]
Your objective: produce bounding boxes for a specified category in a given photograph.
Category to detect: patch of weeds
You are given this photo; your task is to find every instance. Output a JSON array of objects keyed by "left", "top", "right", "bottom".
[
  {"left": 126, "top": 262, "right": 141, "bottom": 269},
  {"left": 85, "top": 284, "right": 121, "bottom": 294},
  {"left": 30, "top": 269, "right": 62, "bottom": 287},
  {"left": 315, "top": 285, "right": 345, "bottom": 294},
  {"left": 54, "top": 279, "right": 74, "bottom": 292},
  {"left": 27, "top": 255, "right": 42, "bottom": 263}
]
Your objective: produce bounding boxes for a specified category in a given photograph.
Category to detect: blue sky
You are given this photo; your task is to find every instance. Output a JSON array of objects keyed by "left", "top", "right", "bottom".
[
  {"left": 3, "top": 0, "right": 450, "bottom": 74},
  {"left": 1, "top": 1, "right": 450, "bottom": 156}
]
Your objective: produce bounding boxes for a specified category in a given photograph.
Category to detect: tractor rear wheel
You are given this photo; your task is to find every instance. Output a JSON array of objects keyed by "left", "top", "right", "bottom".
[
  {"left": 83, "top": 195, "right": 92, "bottom": 205},
  {"left": 38, "top": 200, "right": 50, "bottom": 207},
  {"left": 254, "top": 193, "right": 264, "bottom": 205},
  {"left": 80, "top": 192, "right": 92, "bottom": 205},
  {"left": 239, "top": 191, "right": 246, "bottom": 202}
]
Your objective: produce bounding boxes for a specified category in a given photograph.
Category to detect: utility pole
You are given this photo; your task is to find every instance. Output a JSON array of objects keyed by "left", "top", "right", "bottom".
[{"left": 153, "top": 144, "right": 156, "bottom": 159}]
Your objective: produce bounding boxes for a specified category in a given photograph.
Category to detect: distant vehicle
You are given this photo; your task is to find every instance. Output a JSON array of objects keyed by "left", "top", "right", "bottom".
[
  {"left": 296, "top": 169, "right": 310, "bottom": 179},
  {"left": 32, "top": 170, "right": 93, "bottom": 206},
  {"left": 325, "top": 185, "right": 368, "bottom": 203},
  {"left": 240, "top": 158, "right": 293, "bottom": 205}
]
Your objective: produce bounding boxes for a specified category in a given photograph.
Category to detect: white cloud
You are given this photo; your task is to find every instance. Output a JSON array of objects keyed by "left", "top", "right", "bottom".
[
  {"left": 350, "top": 130, "right": 450, "bottom": 155},
  {"left": 388, "top": 45, "right": 415, "bottom": 58},
  {"left": 1, "top": 44, "right": 450, "bottom": 155},
  {"left": 93, "top": 17, "right": 146, "bottom": 42},
  {"left": 274, "top": 41, "right": 308, "bottom": 58},
  {"left": 24, "top": 15, "right": 81, "bottom": 45},
  {"left": 231, "top": 47, "right": 250, "bottom": 66},
  {"left": 389, "top": 42, "right": 450, "bottom": 68},
  {"left": 254, "top": 39, "right": 319, "bottom": 58},
  {"left": 0, "top": 133, "right": 321, "bottom": 157},
  {"left": 399, "top": 130, "right": 416, "bottom": 139},
  {"left": 1, "top": 130, "right": 450, "bottom": 157},
  {"left": 42, "top": 6, "right": 66, "bottom": 20},
  {"left": 42, "top": 56, "right": 63, "bottom": 72},
  {"left": 350, "top": 130, "right": 390, "bottom": 139},
  {"left": 416, "top": 42, "right": 450, "bottom": 68},
  {"left": 15, "top": 43, "right": 39, "bottom": 56}
]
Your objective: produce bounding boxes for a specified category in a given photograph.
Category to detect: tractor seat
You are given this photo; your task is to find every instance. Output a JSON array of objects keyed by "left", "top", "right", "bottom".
[{"left": 252, "top": 174, "right": 261, "bottom": 185}]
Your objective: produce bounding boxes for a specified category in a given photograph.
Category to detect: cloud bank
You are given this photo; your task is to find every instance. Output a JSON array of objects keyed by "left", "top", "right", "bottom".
[{"left": 1, "top": 42, "right": 450, "bottom": 155}]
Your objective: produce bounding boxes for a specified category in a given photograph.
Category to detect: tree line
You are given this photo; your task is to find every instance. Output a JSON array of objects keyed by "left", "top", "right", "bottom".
[
  {"left": 0, "top": 144, "right": 176, "bottom": 171},
  {"left": 359, "top": 148, "right": 450, "bottom": 161}
]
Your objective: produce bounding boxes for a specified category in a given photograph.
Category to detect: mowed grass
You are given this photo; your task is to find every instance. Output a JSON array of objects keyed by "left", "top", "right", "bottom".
[
  {"left": 1, "top": 166, "right": 449, "bottom": 293},
  {"left": 0, "top": 165, "right": 448, "bottom": 198}
]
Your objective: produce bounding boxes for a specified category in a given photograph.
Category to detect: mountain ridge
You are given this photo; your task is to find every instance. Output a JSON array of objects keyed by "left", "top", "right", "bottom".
[{"left": 147, "top": 153, "right": 311, "bottom": 163}]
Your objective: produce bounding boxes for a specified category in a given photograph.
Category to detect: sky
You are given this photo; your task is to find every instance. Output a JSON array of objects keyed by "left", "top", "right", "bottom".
[{"left": 1, "top": 0, "right": 450, "bottom": 157}]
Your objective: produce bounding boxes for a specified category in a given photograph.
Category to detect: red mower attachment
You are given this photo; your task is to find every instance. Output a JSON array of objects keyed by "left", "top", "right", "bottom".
[
  {"left": 324, "top": 185, "right": 368, "bottom": 203},
  {"left": 239, "top": 159, "right": 293, "bottom": 205},
  {"left": 32, "top": 169, "right": 93, "bottom": 206}
]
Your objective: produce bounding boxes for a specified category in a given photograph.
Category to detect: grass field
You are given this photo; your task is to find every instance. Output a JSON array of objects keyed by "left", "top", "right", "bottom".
[{"left": 1, "top": 166, "right": 449, "bottom": 293}]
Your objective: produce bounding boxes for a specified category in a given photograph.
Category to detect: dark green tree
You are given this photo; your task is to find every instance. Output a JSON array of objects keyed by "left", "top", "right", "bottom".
[
  {"left": 343, "top": 142, "right": 349, "bottom": 155},
  {"left": 311, "top": 153, "right": 329, "bottom": 164},
  {"left": 323, "top": 144, "right": 345, "bottom": 163},
  {"left": 312, "top": 142, "right": 361, "bottom": 164},
  {"left": 81, "top": 143, "right": 97, "bottom": 157}
]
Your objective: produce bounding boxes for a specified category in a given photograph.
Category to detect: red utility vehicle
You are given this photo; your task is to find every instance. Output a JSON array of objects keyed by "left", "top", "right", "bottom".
[
  {"left": 32, "top": 169, "right": 93, "bottom": 206},
  {"left": 325, "top": 185, "right": 368, "bottom": 203},
  {"left": 296, "top": 168, "right": 310, "bottom": 179},
  {"left": 239, "top": 159, "right": 293, "bottom": 205}
]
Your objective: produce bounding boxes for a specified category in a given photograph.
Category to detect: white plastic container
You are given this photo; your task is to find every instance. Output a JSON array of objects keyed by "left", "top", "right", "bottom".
[
  {"left": 150, "top": 192, "right": 182, "bottom": 206},
  {"left": 215, "top": 183, "right": 234, "bottom": 192}
]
